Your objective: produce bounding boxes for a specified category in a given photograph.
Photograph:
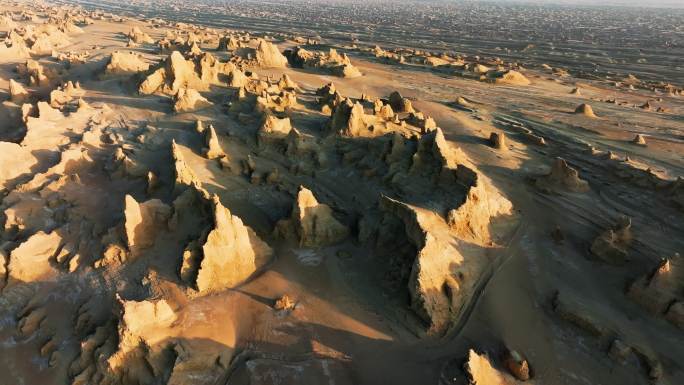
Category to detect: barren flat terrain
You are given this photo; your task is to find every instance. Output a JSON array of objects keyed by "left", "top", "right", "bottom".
[{"left": 0, "top": 1, "right": 683, "bottom": 385}]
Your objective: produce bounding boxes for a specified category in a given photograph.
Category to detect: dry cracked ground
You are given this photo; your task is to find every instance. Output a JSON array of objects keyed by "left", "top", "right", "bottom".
[{"left": 0, "top": 1, "right": 683, "bottom": 385}]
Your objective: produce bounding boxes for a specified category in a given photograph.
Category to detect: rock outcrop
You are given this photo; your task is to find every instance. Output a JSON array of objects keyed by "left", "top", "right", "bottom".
[
  {"left": 123, "top": 195, "right": 172, "bottom": 253},
  {"left": 203, "top": 124, "right": 225, "bottom": 159},
  {"left": 9, "top": 79, "right": 30, "bottom": 103},
  {"left": 171, "top": 141, "right": 201, "bottom": 193},
  {"left": 489, "top": 132, "right": 506, "bottom": 150},
  {"left": 0, "top": 143, "right": 37, "bottom": 190},
  {"left": 253, "top": 39, "right": 288, "bottom": 68},
  {"left": 258, "top": 113, "right": 293, "bottom": 147},
  {"left": 173, "top": 88, "right": 213, "bottom": 113},
  {"left": 104, "top": 51, "right": 150, "bottom": 77},
  {"left": 330, "top": 98, "right": 369, "bottom": 136},
  {"left": 632, "top": 134, "right": 647, "bottom": 146},
  {"left": 464, "top": 350, "right": 514, "bottom": 385},
  {"left": 488, "top": 70, "right": 530, "bottom": 86},
  {"left": 378, "top": 197, "right": 465, "bottom": 334},
  {"left": 388, "top": 91, "right": 415, "bottom": 113},
  {"left": 49, "top": 81, "right": 85, "bottom": 108},
  {"left": 6, "top": 230, "right": 63, "bottom": 287},
  {"left": 195, "top": 195, "right": 273, "bottom": 292},
  {"left": 140, "top": 51, "right": 229, "bottom": 95},
  {"left": 127, "top": 26, "right": 154, "bottom": 44},
  {"left": 575, "top": 103, "right": 597, "bottom": 118},
  {"left": 535, "top": 157, "right": 590, "bottom": 193},
  {"left": 286, "top": 47, "right": 361, "bottom": 78},
  {"left": 590, "top": 216, "right": 632, "bottom": 265},
  {"left": 275, "top": 186, "right": 349, "bottom": 247},
  {"left": 627, "top": 254, "right": 684, "bottom": 329}
]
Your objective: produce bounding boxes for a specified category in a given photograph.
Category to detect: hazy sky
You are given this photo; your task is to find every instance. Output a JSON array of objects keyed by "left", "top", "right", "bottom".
[{"left": 479, "top": 0, "right": 684, "bottom": 7}]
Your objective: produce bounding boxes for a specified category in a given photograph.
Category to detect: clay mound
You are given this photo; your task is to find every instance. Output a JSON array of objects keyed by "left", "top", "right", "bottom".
[
  {"left": 278, "top": 74, "right": 298, "bottom": 90},
  {"left": 49, "top": 81, "right": 85, "bottom": 108},
  {"left": 217, "top": 35, "right": 240, "bottom": 51},
  {"left": 30, "top": 30, "right": 71, "bottom": 56},
  {"left": 489, "top": 132, "right": 506, "bottom": 150},
  {"left": 195, "top": 195, "right": 273, "bottom": 292},
  {"left": 424, "top": 56, "right": 450, "bottom": 67},
  {"left": 330, "top": 98, "right": 369, "bottom": 136},
  {"left": 6, "top": 230, "right": 62, "bottom": 287},
  {"left": 473, "top": 64, "right": 490, "bottom": 74},
  {"left": 101, "top": 298, "right": 181, "bottom": 383},
  {"left": 173, "top": 88, "right": 213, "bottom": 113},
  {"left": 455, "top": 96, "right": 473, "bottom": 108},
  {"left": 388, "top": 91, "right": 415, "bottom": 113},
  {"left": 9, "top": 78, "right": 30, "bottom": 103},
  {"left": 489, "top": 70, "right": 530, "bottom": 86},
  {"left": 123, "top": 195, "right": 172, "bottom": 254},
  {"left": 258, "top": 113, "right": 293, "bottom": 144},
  {"left": 0, "top": 36, "right": 31, "bottom": 59},
  {"left": 378, "top": 196, "right": 461, "bottom": 333},
  {"left": 535, "top": 157, "right": 590, "bottom": 193},
  {"left": 198, "top": 124, "right": 224, "bottom": 160},
  {"left": 332, "top": 63, "right": 362, "bottom": 78},
  {"left": 17, "top": 59, "right": 59, "bottom": 86},
  {"left": 275, "top": 186, "right": 349, "bottom": 247},
  {"left": 171, "top": 140, "right": 201, "bottom": 191},
  {"left": 570, "top": 87, "right": 581, "bottom": 95},
  {"left": 104, "top": 51, "right": 150, "bottom": 77},
  {"left": 0, "top": 15, "right": 16, "bottom": 33},
  {"left": 627, "top": 254, "right": 684, "bottom": 329},
  {"left": 286, "top": 46, "right": 361, "bottom": 78},
  {"left": 140, "top": 51, "right": 228, "bottom": 95},
  {"left": 127, "top": 26, "right": 154, "bottom": 44},
  {"left": 669, "top": 177, "right": 684, "bottom": 210},
  {"left": 464, "top": 350, "right": 514, "bottom": 385},
  {"left": 227, "top": 67, "right": 249, "bottom": 88},
  {"left": 375, "top": 100, "right": 394, "bottom": 120},
  {"left": 254, "top": 39, "right": 288, "bottom": 68},
  {"left": 632, "top": 134, "right": 647, "bottom": 146},
  {"left": 590, "top": 216, "right": 632, "bottom": 265},
  {"left": 575, "top": 103, "right": 597, "bottom": 118}
]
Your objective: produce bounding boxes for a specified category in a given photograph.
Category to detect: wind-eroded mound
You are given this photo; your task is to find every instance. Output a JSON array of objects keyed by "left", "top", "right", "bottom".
[
  {"left": 535, "top": 157, "right": 590, "bottom": 193},
  {"left": 173, "top": 87, "right": 213, "bottom": 112},
  {"left": 627, "top": 254, "right": 684, "bottom": 329},
  {"left": 236, "top": 39, "right": 288, "bottom": 68},
  {"left": 0, "top": 142, "right": 37, "bottom": 190},
  {"left": 575, "top": 103, "right": 597, "bottom": 118},
  {"left": 488, "top": 70, "right": 530, "bottom": 86},
  {"left": 104, "top": 51, "right": 150, "bottom": 77},
  {"left": 139, "top": 51, "right": 233, "bottom": 95},
  {"left": 195, "top": 195, "right": 273, "bottom": 292},
  {"left": 465, "top": 350, "right": 515, "bottom": 385},
  {"left": 590, "top": 216, "right": 632, "bottom": 265},
  {"left": 286, "top": 47, "right": 362, "bottom": 78},
  {"left": 123, "top": 195, "right": 171, "bottom": 254},
  {"left": 275, "top": 186, "right": 349, "bottom": 247}
]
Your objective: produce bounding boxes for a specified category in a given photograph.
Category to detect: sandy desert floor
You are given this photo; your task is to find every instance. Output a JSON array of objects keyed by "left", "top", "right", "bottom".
[{"left": 0, "top": 1, "right": 683, "bottom": 385}]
